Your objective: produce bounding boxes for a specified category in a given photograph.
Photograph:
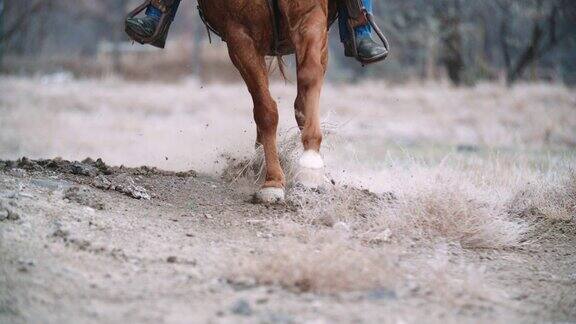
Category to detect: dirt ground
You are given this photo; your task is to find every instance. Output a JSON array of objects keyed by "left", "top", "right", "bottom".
[{"left": 1, "top": 77, "right": 575, "bottom": 323}]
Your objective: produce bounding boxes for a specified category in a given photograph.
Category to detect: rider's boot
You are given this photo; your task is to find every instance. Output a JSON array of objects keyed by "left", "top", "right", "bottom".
[
  {"left": 344, "top": 35, "right": 388, "bottom": 64},
  {"left": 339, "top": 0, "right": 389, "bottom": 64},
  {"left": 125, "top": 0, "right": 180, "bottom": 49}
]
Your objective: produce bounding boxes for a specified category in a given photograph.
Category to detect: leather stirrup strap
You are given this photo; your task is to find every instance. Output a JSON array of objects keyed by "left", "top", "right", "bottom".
[
  {"left": 343, "top": 0, "right": 368, "bottom": 27},
  {"left": 197, "top": 0, "right": 222, "bottom": 42},
  {"left": 266, "top": 0, "right": 281, "bottom": 55}
]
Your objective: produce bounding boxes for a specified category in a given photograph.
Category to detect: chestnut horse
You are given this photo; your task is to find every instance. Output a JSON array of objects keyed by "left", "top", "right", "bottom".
[{"left": 200, "top": 0, "right": 338, "bottom": 202}]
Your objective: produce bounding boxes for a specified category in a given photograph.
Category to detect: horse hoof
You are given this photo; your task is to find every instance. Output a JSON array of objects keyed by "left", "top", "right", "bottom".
[
  {"left": 254, "top": 187, "right": 285, "bottom": 204},
  {"left": 295, "top": 150, "right": 326, "bottom": 189}
]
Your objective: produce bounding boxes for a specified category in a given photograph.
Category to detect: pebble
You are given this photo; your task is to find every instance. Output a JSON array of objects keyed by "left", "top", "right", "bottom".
[
  {"left": 263, "top": 312, "right": 294, "bottom": 324},
  {"left": 0, "top": 200, "right": 20, "bottom": 221},
  {"left": 31, "top": 178, "right": 71, "bottom": 190},
  {"left": 230, "top": 299, "right": 252, "bottom": 316},
  {"left": 366, "top": 288, "right": 398, "bottom": 301},
  {"left": 7, "top": 168, "right": 26, "bottom": 178},
  {"left": 71, "top": 162, "right": 98, "bottom": 177},
  {"left": 166, "top": 256, "right": 178, "bottom": 263}
]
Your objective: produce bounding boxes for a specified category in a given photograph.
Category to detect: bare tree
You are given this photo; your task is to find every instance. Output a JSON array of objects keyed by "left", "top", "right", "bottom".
[
  {"left": 435, "top": 0, "right": 465, "bottom": 85},
  {"left": 0, "top": 0, "right": 53, "bottom": 43},
  {"left": 498, "top": 0, "right": 575, "bottom": 85}
]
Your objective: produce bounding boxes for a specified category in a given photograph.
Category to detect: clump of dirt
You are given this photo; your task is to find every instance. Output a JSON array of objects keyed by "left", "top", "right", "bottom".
[
  {"left": 91, "top": 173, "right": 151, "bottom": 200},
  {"left": 110, "top": 174, "right": 151, "bottom": 200},
  {"left": 0, "top": 157, "right": 197, "bottom": 200},
  {"left": 0, "top": 199, "right": 20, "bottom": 222},
  {"left": 0, "top": 157, "right": 197, "bottom": 178},
  {"left": 63, "top": 186, "right": 105, "bottom": 210}
]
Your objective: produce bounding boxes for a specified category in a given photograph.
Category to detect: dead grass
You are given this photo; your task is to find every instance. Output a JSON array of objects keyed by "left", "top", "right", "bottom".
[
  {"left": 230, "top": 233, "right": 398, "bottom": 293},
  {"left": 225, "top": 133, "right": 574, "bottom": 297}
]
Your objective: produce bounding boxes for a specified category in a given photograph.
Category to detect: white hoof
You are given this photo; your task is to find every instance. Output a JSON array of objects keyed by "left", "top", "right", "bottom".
[
  {"left": 295, "top": 150, "right": 326, "bottom": 189},
  {"left": 255, "top": 187, "right": 285, "bottom": 204}
]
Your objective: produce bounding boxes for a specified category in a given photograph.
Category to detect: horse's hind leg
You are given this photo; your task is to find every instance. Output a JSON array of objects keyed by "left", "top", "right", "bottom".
[
  {"left": 291, "top": 7, "right": 329, "bottom": 188},
  {"left": 226, "top": 29, "right": 285, "bottom": 202}
]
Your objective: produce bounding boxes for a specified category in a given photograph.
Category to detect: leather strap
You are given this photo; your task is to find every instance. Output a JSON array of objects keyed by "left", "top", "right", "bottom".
[
  {"left": 197, "top": 0, "right": 222, "bottom": 42},
  {"left": 342, "top": 0, "right": 368, "bottom": 27},
  {"left": 266, "top": 0, "right": 281, "bottom": 56},
  {"left": 151, "top": 0, "right": 175, "bottom": 13}
]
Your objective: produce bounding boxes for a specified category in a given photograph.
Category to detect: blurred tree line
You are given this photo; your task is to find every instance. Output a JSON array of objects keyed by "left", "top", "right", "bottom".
[{"left": 1, "top": 0, "right": 575, "bottom": 85}]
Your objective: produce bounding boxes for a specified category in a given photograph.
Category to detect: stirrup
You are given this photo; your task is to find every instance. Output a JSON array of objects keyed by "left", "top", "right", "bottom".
[
  {"left": 346, "top": 8, "right": 391, "bottom": 65},
  {"left": 125, "top": 0, "right": 176, "bottom": 45}
]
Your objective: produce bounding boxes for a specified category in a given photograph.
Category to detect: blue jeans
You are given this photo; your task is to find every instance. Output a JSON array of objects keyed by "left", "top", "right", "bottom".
[
  {"left": 338, "top": 0, "right": 372, "bottom": 43},
  {"left": 146, "top": 0, "right": 180, "bottom": 21}
]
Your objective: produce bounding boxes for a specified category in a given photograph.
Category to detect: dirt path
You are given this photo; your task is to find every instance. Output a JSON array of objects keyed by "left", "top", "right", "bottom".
[{"left": 1, "top": 158, "right": 575, "bottom": 324}]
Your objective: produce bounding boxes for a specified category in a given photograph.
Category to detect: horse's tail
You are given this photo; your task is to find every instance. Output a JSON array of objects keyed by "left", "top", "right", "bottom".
[
  {"left": 276, "top": 55, "right": 288, "bottom": 82},
  {"left": 268, "top": 55, "right": 289, "bottom": 83}
]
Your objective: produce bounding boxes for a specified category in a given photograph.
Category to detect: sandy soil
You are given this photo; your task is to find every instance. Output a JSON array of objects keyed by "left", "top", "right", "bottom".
[{"left": 0, "top": 77, "right": 575, "bottom": 323}]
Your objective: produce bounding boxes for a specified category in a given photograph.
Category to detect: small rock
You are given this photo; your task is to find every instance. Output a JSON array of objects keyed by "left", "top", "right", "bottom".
[
  {"left": 94, "top": 158, "right": 113, "bottom": 175},
  {"left": 17, "top": 259, "right": 35, "bottom": 272},
  {"left": 366, "top": 288, "right": 397, "bottom": 301},
  {"left": 0, "top": 200, "right": 20, "bottom": 221},
  {"left": 52, "top": 228, "right": 70, "bottom": 240},
  {"left": 70, "top": 162, "right": 98, "bottom": 177},
  {"left": 17, "top": 157, "right": 42, "bottom": 171},
  {"left": 457, "top": 144, "right": 479, "bottom": 153},
  {"left": 176, "top": 170, "right": 197, "bottom": 178},
  {"left": 256, "top": 232, "right": 273, "bottom": 239},
  {"left": 0, "top": 191, "right": 18, "bottom": 199},
  {"left": 7, "top": 168, "right": 26, "bottom": 178},
  {"left": 256, "top": 298, "right": 268, "bottom": 304},
  {"left": 228, "top": 277, "right": 257, "bottom": 291},
  {"left": 31, "top": 178, "right": 71, "bottom": 190},
  {"left": 167, "top": 256, "right": 178, "bottom": 263},
  {"left": 263, "top": 313, "right": 294, "bottom": 324},
  {"left": 230, "top": 299, "right": 252, "bottom": 316},
  {"left": 113, "top": 175, "right": 151, "bottom": 200},
  {"left": 205, "top": 214, "right": 213, "bottom": 219},
  {"left": 92, "top": 175, "right": 112, "bottom": 190},
  {"left": 64, "top": 186, "right": 105, "bottom": 210}
]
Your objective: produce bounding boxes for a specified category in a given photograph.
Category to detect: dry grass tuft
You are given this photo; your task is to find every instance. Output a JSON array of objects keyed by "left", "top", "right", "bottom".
[
  {"left": 229, "top": 233, "right": 397, "bottom": 293},
  {"left": 379, "top": 177, "right": 527, "bottom": 248},
  {"left": 507, "top": 171, "right": 576, "bottom": 222}
]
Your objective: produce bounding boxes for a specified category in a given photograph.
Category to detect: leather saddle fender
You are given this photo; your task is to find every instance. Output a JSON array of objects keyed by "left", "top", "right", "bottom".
[{"left": 342, "top": 0, "right": 369, "bottom": 28}]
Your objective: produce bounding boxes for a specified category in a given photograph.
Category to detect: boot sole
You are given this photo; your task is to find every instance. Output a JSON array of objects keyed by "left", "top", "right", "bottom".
[{"left": 357, "top": 51, "right": 389, "bottom": 65}]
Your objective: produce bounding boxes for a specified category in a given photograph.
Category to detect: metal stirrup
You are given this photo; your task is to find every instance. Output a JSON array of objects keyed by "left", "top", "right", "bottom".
[
  {"left": 346, "top": 6, "right": 390, "bottom": 65},
  {"left": 126, "top": 0, "right": 172, "bottom": 45},
  {"left": 365, "top": 9, "right": 390, "bottom": 52}
]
